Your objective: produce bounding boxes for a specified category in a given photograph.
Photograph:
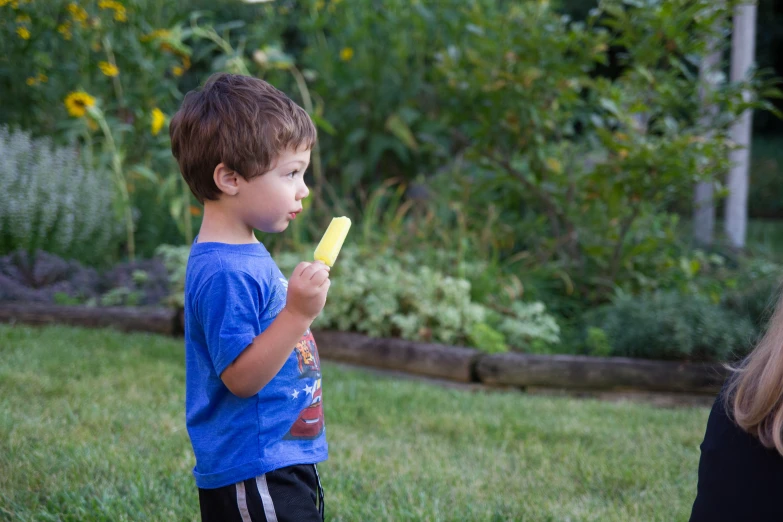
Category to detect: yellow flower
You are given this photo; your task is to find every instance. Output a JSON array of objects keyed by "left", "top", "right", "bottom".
[
  {"left": 98, "top": 0, "right": 127, "bottom": 22},
  {"left": 16, "top": 26, "right": 30, "bottom": 40},
  {"left": 15, "top": 14, "right": 31, "bottom": 23},
  {"left": 26, "top": 77, "right": 36, "bottom": 86},
  {"left": 172, "top": 65, "right": 184, "bottom": 77},
  {"left": 151, "top": 108, "right": 165, "bottom": 136},
  {"left": 0, "top": 0, "right": 19, "bottom": 7},
  {"left": 339, "top": 47, "right": 353, "bottom": 61},
  {"left": 37, "top": 73, "right": 48, "bottom": 83},
  {"left": 545, "top": 158, "right": 563, "bottom": 174},
  {"left": 64, "top": 91, "right": 96, "bottom": 118},
  {"left": 140, "top": 28, "right": 169, "bottom": 42},
  {"left": 315, "top": 0, "right": 325, "bottom": 10},
  {"left": 67, "top": 2, "right": 88, "bottom": 26},
  {"left": 98, "top": 61, "right": 119, "bottom": 77},
  {"left": 57, "top": 23, "right": 72, "bottom": 40}
]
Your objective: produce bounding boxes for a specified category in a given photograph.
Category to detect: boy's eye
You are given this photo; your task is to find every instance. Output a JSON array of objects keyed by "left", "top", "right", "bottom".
[{"left": 287, "top": 171, "right": 298, "bottom": 178}]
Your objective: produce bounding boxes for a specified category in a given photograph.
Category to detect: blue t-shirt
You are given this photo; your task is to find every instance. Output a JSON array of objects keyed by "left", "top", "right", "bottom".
[{"left": 183, "top": 240, "right": 327, "bottom": 489}]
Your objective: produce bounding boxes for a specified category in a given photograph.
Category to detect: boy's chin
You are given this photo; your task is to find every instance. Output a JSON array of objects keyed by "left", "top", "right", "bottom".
[{"left": 258, "top": 221, "right": 290, "bottom": 233}]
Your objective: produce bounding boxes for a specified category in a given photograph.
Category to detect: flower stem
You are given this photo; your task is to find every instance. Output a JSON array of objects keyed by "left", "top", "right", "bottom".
[{"left": 95, "top": 110, "right": 135, "bottom": 261}]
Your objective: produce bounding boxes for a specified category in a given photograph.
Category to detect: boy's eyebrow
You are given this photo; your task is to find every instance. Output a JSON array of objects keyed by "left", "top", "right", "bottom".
[{"left": 281, "top": 160, "right": 309, "bottom": 170}]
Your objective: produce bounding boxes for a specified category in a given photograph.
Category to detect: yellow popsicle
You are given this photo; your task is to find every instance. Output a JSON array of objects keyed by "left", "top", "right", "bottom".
[{"left": 314, "top": 217, "right": 351, "bottom": 267}]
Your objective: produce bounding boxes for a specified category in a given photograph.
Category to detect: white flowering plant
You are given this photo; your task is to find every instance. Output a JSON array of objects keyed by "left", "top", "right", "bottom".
[{"left": 0, "top": 126, "right": 119, "bottom": 264}]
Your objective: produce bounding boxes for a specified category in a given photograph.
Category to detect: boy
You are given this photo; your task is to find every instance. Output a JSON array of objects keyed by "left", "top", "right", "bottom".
[{"left": 170, "top": 72, "right": 331, "bottom": 522}]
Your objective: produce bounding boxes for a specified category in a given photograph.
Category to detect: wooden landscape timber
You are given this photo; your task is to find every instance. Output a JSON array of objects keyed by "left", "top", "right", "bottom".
[
  {"left": 0, "top": 303, "right": 727, "bottom": 395},
  {"left": 0, "top": 302, "right": 177, "bottom": 336}
]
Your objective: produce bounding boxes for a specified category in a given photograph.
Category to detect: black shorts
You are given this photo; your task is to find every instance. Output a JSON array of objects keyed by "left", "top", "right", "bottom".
[{"left": 198, "top": 464, "right": 324, "bottom": 522}]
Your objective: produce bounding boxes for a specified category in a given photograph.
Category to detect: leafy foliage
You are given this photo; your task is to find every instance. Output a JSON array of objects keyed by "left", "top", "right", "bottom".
[
  {"left": 433, "top": 0, "right": 776, "bottom": 302},
  {"left": 586, "top": 291, "right": 757, "bottom": 362},
  {"left": 155, "top": 244, "right": 561, "bottom": 354}
]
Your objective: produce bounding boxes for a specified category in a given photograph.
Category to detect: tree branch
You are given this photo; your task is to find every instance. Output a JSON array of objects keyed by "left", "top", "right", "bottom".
[{"left": 608, "top": 203, "right": 642, "bottom": 283}]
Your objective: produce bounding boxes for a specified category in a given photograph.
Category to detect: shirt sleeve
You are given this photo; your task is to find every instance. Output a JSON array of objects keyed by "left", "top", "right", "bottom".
[{"left": 195, "top": 269, "right": 270, "bottom": 376}]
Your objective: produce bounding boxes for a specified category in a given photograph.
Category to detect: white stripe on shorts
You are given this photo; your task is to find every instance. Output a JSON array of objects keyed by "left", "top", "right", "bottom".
[
  {"left": 235, "top": 481, "right": 252, "bottom": 522},
  {"left": 256, "top": 474, "right": 278, "bottom": 522}
]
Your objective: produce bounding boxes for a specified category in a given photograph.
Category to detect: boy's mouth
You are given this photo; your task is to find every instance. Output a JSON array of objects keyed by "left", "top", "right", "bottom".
[{"left": 289, "top": 210, "right": 301, "bottom": 220}]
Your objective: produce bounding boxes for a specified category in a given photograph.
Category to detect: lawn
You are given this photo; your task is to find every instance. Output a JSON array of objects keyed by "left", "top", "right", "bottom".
[{"left": 0, "top": 324, "right": 711, "bottom": 521}]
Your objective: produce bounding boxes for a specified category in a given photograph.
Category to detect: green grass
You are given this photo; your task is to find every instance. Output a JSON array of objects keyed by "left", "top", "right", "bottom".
[{"left": 0, "top": 324, "right": 711, "bottom": 521}]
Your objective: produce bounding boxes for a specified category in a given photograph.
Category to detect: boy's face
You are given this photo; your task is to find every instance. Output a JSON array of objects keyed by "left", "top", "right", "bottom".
[{"left": 235, "top": 146, "right": 311, "bottom": 233}]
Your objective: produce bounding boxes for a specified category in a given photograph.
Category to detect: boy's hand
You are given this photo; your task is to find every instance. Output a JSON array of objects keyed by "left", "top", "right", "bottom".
[{"left": 284, "top": 261, "right": 331, "bottom": 322}]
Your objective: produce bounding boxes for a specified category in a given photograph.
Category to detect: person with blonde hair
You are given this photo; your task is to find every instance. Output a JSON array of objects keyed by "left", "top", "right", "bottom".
[{"left": 690, "top": 292, "right": 783, "bottom": 521}]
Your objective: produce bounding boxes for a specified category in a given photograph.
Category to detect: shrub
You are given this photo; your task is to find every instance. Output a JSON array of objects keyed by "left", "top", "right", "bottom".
[
  {"left": 586, "top": 291, "right": 757, "bottom": 362},
  {"left": 0, "top": 126, "right": 119, "bottom": 264},
  {"left": 157, "top": 244, "right": 561, "bottom": 353},
  {"left": 467, "top": 323, "right": 508, "bottom": 354},
  {"left": 720, "top": 257, "right": 783, "bottom": 331},
  {"left": 278, "top": 246, "right": 562, "bottom": 352}
]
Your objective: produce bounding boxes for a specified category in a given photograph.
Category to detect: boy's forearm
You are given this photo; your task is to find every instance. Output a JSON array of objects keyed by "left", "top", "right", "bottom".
[{"left": 220, "top": 308, "right": 312, "bottom": 398}]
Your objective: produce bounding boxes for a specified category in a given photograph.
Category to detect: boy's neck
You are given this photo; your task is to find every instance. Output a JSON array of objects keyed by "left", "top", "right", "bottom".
[{"left": 197, "top": 203, "right": 259, "bottom": 244}]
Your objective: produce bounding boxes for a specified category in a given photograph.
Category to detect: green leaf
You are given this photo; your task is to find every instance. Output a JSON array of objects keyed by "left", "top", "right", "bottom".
[
  {"left": 385, "top": 113, "right": 419, "bottom": 151},
  {"left": 310, "top": 114, "right": 336, "bottom": 135},
  {"left": 129, "top": 165, "right": 159, "bottom": 184}
]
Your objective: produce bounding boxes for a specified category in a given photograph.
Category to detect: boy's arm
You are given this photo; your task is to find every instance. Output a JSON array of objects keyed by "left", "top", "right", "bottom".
[{"left": 221, "top": 261, "right": 330, "bottom": 398}]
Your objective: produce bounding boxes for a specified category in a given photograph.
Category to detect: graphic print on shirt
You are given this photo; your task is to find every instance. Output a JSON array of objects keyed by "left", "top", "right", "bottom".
[{"left": 284, "top": 329, "right": 324, "bottom": 440}]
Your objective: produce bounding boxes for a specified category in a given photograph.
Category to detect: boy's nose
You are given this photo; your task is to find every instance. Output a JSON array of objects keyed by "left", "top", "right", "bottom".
[{"left": 297, "top": 181, "right": 310, "bottom": 200}]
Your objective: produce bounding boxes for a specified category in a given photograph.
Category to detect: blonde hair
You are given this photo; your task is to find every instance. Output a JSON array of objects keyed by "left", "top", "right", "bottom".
[{"left": 727, "top": 290, "right": 783, "bottom": 455}]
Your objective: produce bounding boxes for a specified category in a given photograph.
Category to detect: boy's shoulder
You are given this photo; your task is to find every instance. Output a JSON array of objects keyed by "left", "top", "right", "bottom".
[{"left": 185, "top": 242, "right": 284, "bottom": 297}]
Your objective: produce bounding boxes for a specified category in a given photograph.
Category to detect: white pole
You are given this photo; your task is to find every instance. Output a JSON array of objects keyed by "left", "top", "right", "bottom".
[
  {"left": 693, "top": 15, "right": 723, "bottom": 247},
  {"left": 725, "top": 2, "right": 757, "bottom": 249}
]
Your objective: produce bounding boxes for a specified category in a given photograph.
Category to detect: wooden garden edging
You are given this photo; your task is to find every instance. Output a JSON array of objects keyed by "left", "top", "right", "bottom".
[
  {"left": 0, "top": 302, "right": 178, "bottom": 336},
  {"left": 311, "top": 330, "right": 479, "bottom": 383},
  {"left": 0, "top": 302, "right": 729, "bottom": 394},
  {"left": 475, "top": 352, "right": 728, "bottom": 394}
]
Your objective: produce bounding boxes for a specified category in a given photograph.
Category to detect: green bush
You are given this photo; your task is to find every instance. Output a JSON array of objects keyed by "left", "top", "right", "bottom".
[
  {"left": 585, "top": 327, "right": 612, "bottom": 358},
  {"left": 291, "top": 0, "right": 455, "bottom": 192},
  {"left": 467, "top": 323, "right": 507, "bottom": 354},
  {"left": 586, "top": 291, "right": 757, "bottom": 362},
  {"left": 158, "top": 244, "right": 561, "bottom": 354},
  {"left": 719, "top": 257, "right": 782, "bottom": 331},
  {"left": 0, "top": 126, "right": 119, "bottom": 264},
  {"left": 277, "top": 246, "right": 561, "bottom": 352}
]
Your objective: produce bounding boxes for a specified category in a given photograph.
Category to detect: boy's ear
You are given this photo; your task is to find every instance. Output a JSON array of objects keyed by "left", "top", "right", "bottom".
[{"left": 213, "top": 163, "right": 239, "bottom": 196}]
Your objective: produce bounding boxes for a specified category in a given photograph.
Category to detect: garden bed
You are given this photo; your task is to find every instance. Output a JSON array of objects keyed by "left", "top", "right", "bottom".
[{"left": 0, "top": 302, "right": 729, "bottom": 395}]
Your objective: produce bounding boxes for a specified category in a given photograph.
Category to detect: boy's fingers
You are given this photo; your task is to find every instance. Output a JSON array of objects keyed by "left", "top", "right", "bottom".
[
  {"left": 310, "top": 270, "right": 330, "bottom": 286},
  {"left": 318, "top": 277, "right": 332, "bottom": 290},
  {"left": 309, "top": 264, "right": 331, "bottom": 280},
  {"left": 299, "top": 264, "right": 318, "bottom": 280},
  {"left": 313, "top": 260, "right": 331, "bottom": 271},
  {"left": 292, "top": 262, "right": 311, "bottom": 278}
]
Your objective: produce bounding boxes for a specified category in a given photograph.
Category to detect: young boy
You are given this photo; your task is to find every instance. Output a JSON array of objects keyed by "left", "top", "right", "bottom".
[{"left": 170, "top": 72, "right": 331, "bottom": 522}]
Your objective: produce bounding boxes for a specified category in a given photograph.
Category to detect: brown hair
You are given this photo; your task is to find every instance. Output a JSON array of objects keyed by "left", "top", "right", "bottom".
[
  {"left": 727, "top": 287, "right": 783, "bottom": 455},
  {"left": 169, "top": 73, "right": 316, "bottom": 203}
]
